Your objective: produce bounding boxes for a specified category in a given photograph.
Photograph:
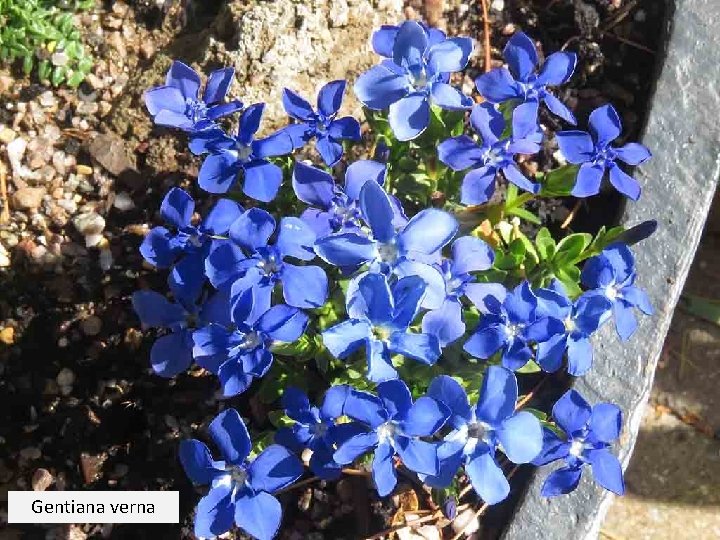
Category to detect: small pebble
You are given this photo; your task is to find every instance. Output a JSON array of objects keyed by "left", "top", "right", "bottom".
[
  {"left": 0, "top": 326, "right": 14, "bottom": 345},
  {"left": 76, "top": 164, "right": 93, "bottom": 175},
  {"left": 32, "top": 468, "right": 54, "bottom": 491},
  {"left": 56, "top": 367, "right": 76, "bottom": 387},
  {"left": 80, "top": 315, "right": 103, "bottom": 336},
  {"left": 113, "top": 192, "right": 135, "bottom": 211},
  {"left": 20, "top": 447, "right": 42, "bottom": 461}
]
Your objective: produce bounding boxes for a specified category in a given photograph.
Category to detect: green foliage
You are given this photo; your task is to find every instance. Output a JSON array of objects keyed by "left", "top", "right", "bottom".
[{"left": 0, "top": 0, "right": 94, "bottom": 87}]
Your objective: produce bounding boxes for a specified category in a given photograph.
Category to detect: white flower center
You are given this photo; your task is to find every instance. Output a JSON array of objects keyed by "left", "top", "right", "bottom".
[
  {"left": 377, "top": 241, "right": 398, "bottom": 264},
  {"left": 564, "top": 316, "right": 576, "bottom": 333},
  {"left": 377, "top": 421, "right": 397, "bottom": 445},
  {"left": 239, "top": 331, "right": 262, "bottom": 350},
  {"left": 605, "top": 284, "right": 620, "bottom": 301},
  {"left": 505, "top": 323, "right": 523, "bottom": 339},
  {"left": 232, "top": 144, "right": 253, "bottom": 162},
  {"left": 569, "top": 439, "right": 585, "bottom": 458}
]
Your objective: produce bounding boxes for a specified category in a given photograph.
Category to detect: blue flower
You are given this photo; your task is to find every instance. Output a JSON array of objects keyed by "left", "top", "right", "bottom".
[
  {"left": 475, "top": 32, "right": 577, "bottom": 125},
  {"left": 354, "top": 21, "right": 474, "bottom": 141},
  {"left": 322, "top": 273, "right": 441, "bottom": 382},
  {"left": 203, "top": 207, "right": 327, "bottom": 317},
  {"left": 556, "top": 104, "right": 652, "bottom": 200},
  {"left": 192, "top": 288, "right": 309, "bottom": 397},
  {"left": 438, "top": 102, "right": 543, "bottom": 205},
  {"left": 189, "top": 103, "right": 293, "bottom": 200},
  {"left": 580, "top": 243, "right": 653, "bottom": 341},
  {"left": 275, "top": 386, "right": 364, "bottom": 480},
  {"left": 179, "top": 409, "right": 303, "bottom": 540},
  {"left": 292, "top": 160, "right": 406, "bottom": 238},
  {"left": 463, "top": 281, "right": 565, "bottom": 370},
  {"left": 371, "top": 22, "right": 447, "bottom": 58},
  {"left": 423, "top": 368, "right": 543, "bottom": 504},
  {"left": 533, "top": 390, "right": 625, "bottom": 497},
  {"left": 140, "top": 187, "right": 243, "bottom": 305},
  {"left": 144, "top": 61, "right": 242, "bottom": 132},
  {"left": 315, "top": 179, "right": 458, "bottom": 309},
  {"left": 534, "top": 281, "right": 612, "bottom": 376},
  {"left": 421, "top": 235, "right": 496, "bottom": 346},
  {"left": 333, "top": 379, "right": 450, "bottom": 496},
  {"left": 132, "top": 288, "right": 230, "bottom": 378},
  {"left": 281, "top": 81, "right": 361, "bottom": 166}
]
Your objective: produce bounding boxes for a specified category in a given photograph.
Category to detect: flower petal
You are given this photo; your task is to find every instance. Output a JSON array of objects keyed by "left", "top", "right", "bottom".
[
  {"left": 537, "top": 51, "right": 577, "bottom": 86},
  {"left": 360, "top": 179, "right": 396, "bottom": 243},
  {"left": 389, "top": 332, "right": 441, "bottom": 365},
  {"left": 428, "top": 37, "right": 474, "bottom": 73},
  {"left": 317, "top": 80, "right": 346, "bottom": 116},
  {"left": 427, "top": 375, "right": 472, "bottom": 428},
  {"left": 422, "top": 298, "right": 466, "bottom": 346},
  {"left": 179, "top": 439, "right": 220, "bottom": 485},
  {"left": 229, "top": 207, "right": 275, "bottom": 250},
  {"left": 543, "top": 92, "right": 577, "bottom": 124},
  {"left": 400, "top": 208, "right": 458, "bottom": 255},
  {"left": 345, "top": 159, "right": 387, "bottom": 200},
  {"left": 466, "top": 449, "right": 510, "bottom": 504},
  {"left": 566, "top": 335, "right": 593, "bottom": 376},
  {"left": 589, "top": 104, "right": 622, "bottom": 147},
  {"left": 615, "top": 142, "right": 651, "bottom": 165},
  {"left": 315, "top": 232, "right": 377, "bottom": 268},
  {"left": 242, "top": 159, "right": 284, "bottom": 202},
  {"left": 608, "top": 163, "right": 641, "bottom": 201},
  {"left": 334, "top": 431, "right": 380, "bottom": 464},
  {"left": 166, "top": 60, "right": 201, "bottom": 98},
  {"left": 144, "top": 86, "right": 186, "bottom": 116},
  {"left": 372, "top": 25, "right": 398, "bottom": 57},
  {"left": 475, "top": 365, "right": 518, "bottom": 425},
  {"left": 587, "top": 448, "right": 625, "bottom": 495},
  {"left": 198, "top": 152, "right": 240, "bottom": 194},
  {"left": 389, "top": 94, "right": 430, "bottom": 141},
  {"left": 366, "top": 338, "right": 398, "bottom": 382},
  {"left": 461, "top": 166, "right": 497, "bottom": 205},
  {"left": 556, "top": 130, "right": 595, "bottom": 164},
  {"left": 474, "top": 68, "right": 521, "bottom": 103},
  {"left": 392, "top": 21, "right": 428, "bottom": 69},
  {"left": 160, "top": 187, "right": 194, "bottom": 229},
  {"left": 316, "top": 134, "right": 344, "bottom": 166},
  {"left": 151, "top": 332, "right": 193, "bottom": 377},
  {"left": 400, "top": 396, "right": 449, "bottom": 437},
  {"left": 322, "top": 319, "right": 371, "bottom": 359},
  {"left": 249, "top": 444, "right": 304, "bottom": 493},
  {"left": 234, "top": 491, "right": 282, "bottom": 540},
  {"left": 194, "top": 484, "right": 234, "bottom": 539},
  {"left": 238, "top": 103, "right": 265, "bottom": 145},
  {"left": 452, "top": 235, "right": 494, "bottom": 274},
  {"left": 503, "top": 32, "right": 538, "bottom": 81},
  {"left": 354, "top": 65, "right": 408, "bottom": 110},
  {"left": 541, "top": 466, "right": 582, "bottom": 497},
  {"left": 257, "top": 304, "right": 308, "bottom": 342},
  {"left": 395, "top": 436, "right": 439, "bottom": 476},
  {"left": 209, "top": 408, "right": 251, "bottom": 465},
  {"left": 131, "top": 290, "right": 185, "bottom": 328},
  {"left": 328, "top": 116, "right": 361, "bottom": 140},
  {"left": 348, "top": 272, "right": 394, "bottom": 324},
  {"left": 202, "top": 199, "right": 244, "bottom": 235},
  {"left": 463, "top": 322, "right": 506, "bottom": 359},
  {"left": 503, "top": 163, "right": 539, "bottom": 194},
  {"left": 277, "top": 216, "right": 317, "bottom": 261},
  {"left": 203, "top": 67, "right": 235, "bottom": 104},
  {"left": 281, "top": 263, "right": 328, "bottom": 308},
  {"left": 571, "top": 162, "right": 605, "bottom": 198},
  {"left": 552, "top": 389, "right": 592, "bottom": 436},
  {"left": 282, "top": 87, "right": 315, "bottom": 120},
  {"left": 430, "top": 82, "right": 473, "bottom": 110},
  {"left": 437, "top": 135, "right": 484, "bottom": 171},
  {"left": 372, "top": 441, "right": 398, "bottom": 496},
  {"left": 589, "top": 403, "right": 623, "bottom": 443},
  {"left": 613, "top": 300, "right": 638, "bottom": 341},
  {"left": 496, "top": 411, "right": 543, "bottom": 463}
]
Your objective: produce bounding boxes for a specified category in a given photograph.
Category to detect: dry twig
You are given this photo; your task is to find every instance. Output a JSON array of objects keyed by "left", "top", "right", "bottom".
[{"left": 480, "top": 0, "right": 492, "bottom": 73}]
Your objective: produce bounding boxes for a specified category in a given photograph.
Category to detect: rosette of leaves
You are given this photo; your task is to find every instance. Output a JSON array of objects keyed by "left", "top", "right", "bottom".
[{"left": 0, "top": 0, "right": 94, "bottom": 87}]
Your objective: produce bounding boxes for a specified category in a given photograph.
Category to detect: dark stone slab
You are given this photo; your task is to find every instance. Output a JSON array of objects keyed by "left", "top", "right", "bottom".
[{"left": 504, "top": 0, "right": 720, "bottom": 537}]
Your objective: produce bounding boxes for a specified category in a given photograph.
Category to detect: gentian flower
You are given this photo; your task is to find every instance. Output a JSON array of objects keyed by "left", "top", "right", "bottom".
[
  {"left": 192, "top": 288, "right": 309, "bottom": 396},
  {"left": 534, "top": 281, "right": 612, "bottom": 375},
  {"left": 203, "top": 207, "right": 327, "bottom": 318},
  {"left": 438, "top": 102, "right": 542, "bottom": 205},
  {"left": 556, "top": 104, "right": 652, "bottom": 200},
  {"left": 474, "top": 32, "right": 577, "bottom": 125},
  {"left": 354, "top": 21, "right": 474, "bottom": 141},
  {"left": 144, "top": 60, "right": 242, "bottom": 132},
  {"left": 315, "top": 179, "right": 458, "bottom": 309},
  {"left": 581, "top": 243, "right": 653, "bottom": 341},
  {"left": 333, "top": 379, "right": 450, "bottom": 496},
  {"left": 371, "top": 22, "right": 447, "bottom": 57},
  {"left": 322, "top": 273, "right": 441, "bottom": 382},
  {"left": 421, "top": 235, "right": 496, "bottom": 346},
  {"left": 463, "top": 281, "right": 564, "bottom": 370},
  {"left": 179, "top": 409, "right": 303, "bottom": 540},
  {"left": 275, "top": 386, "right": 363, "bottom": 480},
  {"left": 281, "top": 81, "right": 361, "bottom": 166},
  {"left": 132, "top": 287, "right": 230, "bottom": 378},
  {"left": 533, "top": 389, "right": 625, "bottom": 497},
  {"left": 140, "top": 187, "right": 243, "bottom": 304},
  {"left": 292, "top": 160, "right": 406, "bottom": 238},
  {"left": 422, "top": 368, "right": 542, "bottom": 504},
  {"left": 189, "top": 103, "right": 293, "bottom": 200}
]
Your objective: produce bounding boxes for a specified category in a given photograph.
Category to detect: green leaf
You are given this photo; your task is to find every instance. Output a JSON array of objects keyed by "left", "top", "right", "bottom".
[
  {"left": 523, "top": 407, "right": 548, "bottom": 421},
  {"left": 541, "top": 165, "right": 580, "bottom": 196},
  {"left": 679, "top": 294, "right": 720, "bottom": 326},
  {"left": 507, "top": 205, "right": 541, "bottom": 224},
  {"left": 516, "top": 360, "right": 541, "bottom": 374},
  {"left": 553, "top": 233, "right": 592, "bottom": 267},
  {"left": 268, "top": 411, "right": 295, "bottom": 429},
  {"left": 553, "top": 265, "right": 582, "bottom": 298},
  {"left": 535, "top": 227, "right": 556, "bottom": 261}
]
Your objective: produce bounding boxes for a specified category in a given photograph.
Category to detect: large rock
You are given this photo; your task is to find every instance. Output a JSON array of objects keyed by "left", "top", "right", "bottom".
[{"left": 205, "top": 0, "right": 404, "bottom": 131}]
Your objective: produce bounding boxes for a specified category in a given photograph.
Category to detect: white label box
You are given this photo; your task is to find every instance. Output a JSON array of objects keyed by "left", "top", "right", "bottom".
[{"left": 8, "top": 491, "right": 180, "bottom": 523}]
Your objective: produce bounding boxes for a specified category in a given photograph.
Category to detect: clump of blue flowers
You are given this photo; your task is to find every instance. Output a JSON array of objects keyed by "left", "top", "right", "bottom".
[{"left": 136, "top": 23, "right": 655, "bottom": 538}]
